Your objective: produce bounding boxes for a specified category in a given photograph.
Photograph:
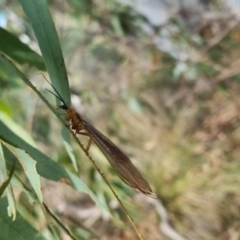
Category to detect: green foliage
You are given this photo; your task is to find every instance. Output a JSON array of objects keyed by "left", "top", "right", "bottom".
[
  {"left": 0, "top": 159, "right": 15, "bottom": 198},
  {"left": 0, "top": 197, "right": 47, "bottom": 240},
  {"left": 18, "top": 0, "right": 70, "bottom": 102},
  {"left": 0, "top": 0, "right": 110, "bottom": 239},
  {"left": 0, "top": 27, "right": 45, "bottom": 70},
  {"left": 2, "top": 0, "right": 240, "bottom": 239}
]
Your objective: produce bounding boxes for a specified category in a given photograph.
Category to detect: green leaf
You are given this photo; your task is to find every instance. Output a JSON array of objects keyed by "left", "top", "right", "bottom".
[
  {"left": 0, "top": 52, "right": 22, "bottom": 91},
  {"left": 18, "top": 0, "right": 70, "bottom": 104},
  {"left": 3, "top": 142, "right": 42, "bottom": 203},
  {"left": 0, "top": 197, "right": 48, "bottom": 240},
  {"left": 0, "top": 112, "right": 36, "bottom": 147},
  {"left": 0, "top": 158, "right": 15, "bottom": 197},
  {"left": 0, "top": 141, "right": 16, "bottom": 220},
  {"left": 0, "top": 27, "right": 45, "bottom": 70}
]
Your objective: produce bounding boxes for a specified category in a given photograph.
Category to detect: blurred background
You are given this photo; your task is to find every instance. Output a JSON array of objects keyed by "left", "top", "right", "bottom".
[{"left": 1, "top": 0, "right": 240, "bottom": 239}]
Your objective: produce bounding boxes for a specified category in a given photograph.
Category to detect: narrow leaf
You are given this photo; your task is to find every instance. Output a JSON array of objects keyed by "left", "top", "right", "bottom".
[
  {"left": 0, "top": 159, "right": 16, "bottom": 197},
  {"left": 18, "top": 0, "right": 70, "bottom": 103},
  {"left": 3, "top": 142, "right": 42, "bottom": 203},
  {"left": 0, "top": 112, "right": 36, "bottom": 147},
  {"left": 0, "top": 27, "right": 45, "bottom": 70},
  {"left": 0, "top": 141, "right": 16, "bottom": 220}
]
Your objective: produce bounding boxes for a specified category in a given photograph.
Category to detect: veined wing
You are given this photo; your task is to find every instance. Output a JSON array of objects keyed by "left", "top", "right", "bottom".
[{"left": 81, "top": 119, "right": 156, "bottom": 198}]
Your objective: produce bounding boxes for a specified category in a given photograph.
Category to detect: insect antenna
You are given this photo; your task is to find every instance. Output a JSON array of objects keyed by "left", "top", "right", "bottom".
[
  {"left": 38, "top": 73, "right": 68, "bottom": 107},
  {"left": 46, "top": 89, "right": 66, "bottom": 106}
]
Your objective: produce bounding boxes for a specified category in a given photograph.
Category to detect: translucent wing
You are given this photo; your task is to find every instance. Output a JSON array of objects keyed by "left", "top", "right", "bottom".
[{"left": 82, "top": 119, "right": 156, "bottom": 198}]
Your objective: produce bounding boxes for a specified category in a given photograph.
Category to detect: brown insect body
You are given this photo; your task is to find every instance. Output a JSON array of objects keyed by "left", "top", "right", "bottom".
[{"left": 48, "top": 87, "right": 156, "bottom": 198}]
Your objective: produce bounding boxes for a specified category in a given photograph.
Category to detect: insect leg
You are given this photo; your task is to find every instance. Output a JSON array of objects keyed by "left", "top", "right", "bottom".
[{"left": 77, "top": 131, "right": 93, "bottom": 151}]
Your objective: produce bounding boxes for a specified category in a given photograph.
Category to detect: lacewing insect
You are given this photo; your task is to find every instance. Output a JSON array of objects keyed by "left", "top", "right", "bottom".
[{"left": 46, "top": 81, "right": 156, "bottom": 198}]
